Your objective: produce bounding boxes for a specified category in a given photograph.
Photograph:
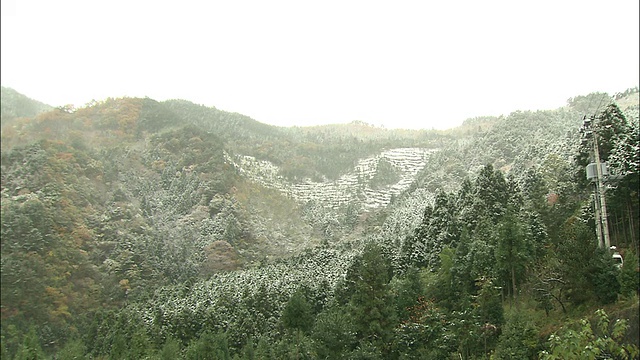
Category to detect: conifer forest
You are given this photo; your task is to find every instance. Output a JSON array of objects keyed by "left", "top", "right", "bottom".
[{"left": 1, "top": 86, "right": 639, "bottom": 359}]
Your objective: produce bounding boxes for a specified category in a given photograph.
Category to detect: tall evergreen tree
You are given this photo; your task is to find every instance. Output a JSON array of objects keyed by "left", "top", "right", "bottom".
[
  {"left": 281, "top": 288, "right": 314, "bottom": 334},
  {"left": 13, "top": 327, "right": 46, "bottom": 360},
  {"left": 159, "top": 335, "right": 182, "bottom": 360},
  {"left": 606, "top": 113, "right": 639, "bottom": 251},
  {"left": 473, "top": 164, "right": 509, "bottom": 224},
  {"left": 312, "top": 306, "right": 356, "bottom": 359},
  {"left": 347, "top": 243, "right": 397, "bottom": 356},
  {"left": 400, "top": 190, "right": 461, "bottom": 270},
  {"left": 392, "top": 266, "right": 425, "bottom": 322},
  {"left": 494, "top": 311, "right": 538, "bottom": 359},
  {"left": 594, "top": 103, "right": 629, "bottom": 162},
  {"left": 185, "top": 331, "right": 231, "bottom": 360},
  {"left": 495, "top": 209, "right": 531, "bottom": 301},
  {"left": 557, "top": 218, "right": 595, "bottom": 304}
]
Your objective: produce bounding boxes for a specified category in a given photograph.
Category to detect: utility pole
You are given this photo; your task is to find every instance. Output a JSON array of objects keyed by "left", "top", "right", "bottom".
[
  {"left": 593, "top": 183, "right": 603, "bottom": 249},
  {"left": 592, "top": 129, "right": 611, "bottom": 249},
  {"left": 581, "top": 116, "right": 611, "bottom": 249}
]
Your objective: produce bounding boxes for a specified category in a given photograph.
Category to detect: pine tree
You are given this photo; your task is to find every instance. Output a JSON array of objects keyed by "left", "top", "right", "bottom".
[
  {"left": 185, "top": 331, "right": 231, "bottom": 360},
  {"left": 594, "top": 103, "right": 629, "bottom": 162},
  {"left": 429, "top": 247, "right": 461, "bottom": 312},
  {"left": 347, "top": 243, "right": 397, "bottom": 355},
  {"left": 281, "top": 288, "right": 314, "bottom": 334},
  {"left": 619, "top": 250, "right": 639, "bottom": 297},
  {"left": 558, "top": 218, "right": 594, "bottom": 303},
  {"left": 392, "top": 266, "right": 425, "bottom": 322},
  {"left": 13, "top": 326, "right": 46, "bottom": 360},
  {"left": 109, "top": 332, "right": 127, "bottom": 360},
  {"left": 254, "top": 337, "right": 274, "bottom": 360},
  {"left": 473, "top": 164, "right": 509, "bottom": 224},
  {"left": 474, "top": 278, "right": 504, "bottom": 355},
  {"left": 56, "top": 338, "right": 88, "bottom": 359},
  {"left": 494, "top": 311, "right": 538, "bottom": 359},
  {"left": 400, "top": 190, "right": 461, "bottom": 270},
  {"left": 129, "top": 326, "right": 153, "bottom": 359},
  {"left": 159, "top": 335, "right": 182, "bottom": 360},
  {"left": 495, "top": 209, "right": 531, "bottom": 302},
  {"left": 591, "top": 248, "right": 621, "bottom": 305},
  {"left": 312, "top": 306, "right": 356, "bottom": 359}
]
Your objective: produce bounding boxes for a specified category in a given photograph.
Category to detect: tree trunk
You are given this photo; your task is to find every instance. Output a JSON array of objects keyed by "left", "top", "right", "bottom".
[
  {"left": 629, "top": 201, "right": 637, "bottom": 251},
  {"left": 613, "top": 210, "right": 622, "bottom": 247},
  {"left": 511, "top": 265, "right": 517, "bottom": 305}
]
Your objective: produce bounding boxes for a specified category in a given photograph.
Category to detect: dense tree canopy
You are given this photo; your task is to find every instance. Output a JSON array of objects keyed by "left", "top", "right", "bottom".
[{"left": 1, "top": 87, "right": 638, "bottom": 359}]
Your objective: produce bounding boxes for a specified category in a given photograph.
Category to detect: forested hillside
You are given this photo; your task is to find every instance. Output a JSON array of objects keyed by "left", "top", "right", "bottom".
[
  {"left": 0, "top": 87, "right": 52, "bottom": 127},
  {"left": 1, "top": 86, "right": 639, "bottom": 359}
]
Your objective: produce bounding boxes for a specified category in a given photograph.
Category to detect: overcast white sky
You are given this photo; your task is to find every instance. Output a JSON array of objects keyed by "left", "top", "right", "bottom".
[{"left": 1, "top": 0, "right": 638, "bottom": 130}]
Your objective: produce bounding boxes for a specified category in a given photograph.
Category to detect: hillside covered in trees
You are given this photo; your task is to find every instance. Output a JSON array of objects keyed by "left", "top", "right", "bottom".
[{"left": 1, "top": 86, "right": 639, "bottom": 359}]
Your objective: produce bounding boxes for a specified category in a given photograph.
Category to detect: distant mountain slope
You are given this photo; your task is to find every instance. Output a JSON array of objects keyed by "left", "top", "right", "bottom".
[
  {"left": 231, "top": 147, "right": 438, "bottom": 210},
  {"left": 161, "top": 99, "right": 445, "bottom": 182},
  {"left": 0, "top": 89, "right": 447, "bottom": 300},
  {"left": 162, "top": 99, "right": 288, "bottom": 149},
  {"left": 0, "top": 86, "right": 52, "bottom": 124}
]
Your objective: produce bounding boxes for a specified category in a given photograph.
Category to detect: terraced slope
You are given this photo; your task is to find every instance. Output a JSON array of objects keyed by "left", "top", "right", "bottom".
[{"left": 230, "top": 147, "right": 438, "bottom": 210}]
